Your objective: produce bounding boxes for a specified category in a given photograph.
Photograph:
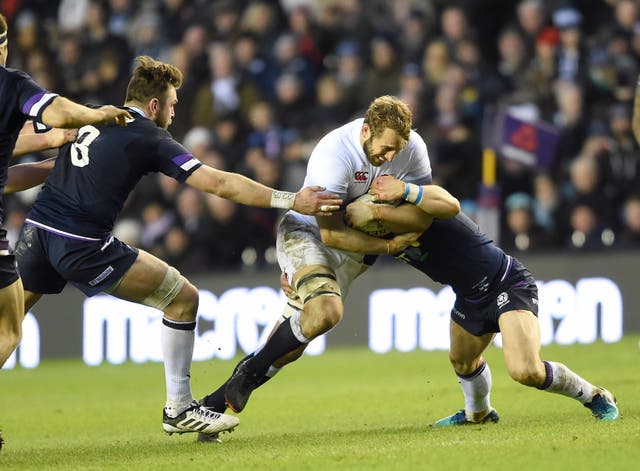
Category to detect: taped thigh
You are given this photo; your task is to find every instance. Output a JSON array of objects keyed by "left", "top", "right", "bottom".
[
  {"left": 139, "top": 266, "right": 185, "bottom": 310},
  {"left": 294, "top": 267, "right": 341, "bottom": 305}
]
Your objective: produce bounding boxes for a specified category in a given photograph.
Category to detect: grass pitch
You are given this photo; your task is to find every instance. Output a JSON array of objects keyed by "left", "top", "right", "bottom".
[{"left": 1, "top": 336, "right": 639, "bottom": 470}]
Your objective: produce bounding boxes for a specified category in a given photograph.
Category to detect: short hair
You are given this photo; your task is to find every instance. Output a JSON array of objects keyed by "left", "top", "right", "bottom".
[
  {"left": 125, "top": 56, "right": 183, "bottom": 104},
  {"left": 364, "top": 95, "right": 412, "bottom": 147},
  {"left": 0, "top": 13, "right": 8, "bottom": 43}
]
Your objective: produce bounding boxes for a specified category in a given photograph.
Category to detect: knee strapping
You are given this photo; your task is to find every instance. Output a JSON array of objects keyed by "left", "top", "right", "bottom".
[
  {"left": 294, "top": 269, "right": 341, "bottom": 304},
  {"left": 141, "top": 266, "right": 184, "bottom": 310}
]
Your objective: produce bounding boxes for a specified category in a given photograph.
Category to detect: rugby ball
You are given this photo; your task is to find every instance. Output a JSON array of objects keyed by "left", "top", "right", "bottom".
[{"left": 351, "top": 193, "right": 398, "bottom": 237}]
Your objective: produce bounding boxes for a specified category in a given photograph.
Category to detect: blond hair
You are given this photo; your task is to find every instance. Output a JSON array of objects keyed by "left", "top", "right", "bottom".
[
  {"left": 125, "top": 56, "right": 183, "bottom": 104},
  {"left": 364, "top": 96, "right": 412, "bottom": 147}
]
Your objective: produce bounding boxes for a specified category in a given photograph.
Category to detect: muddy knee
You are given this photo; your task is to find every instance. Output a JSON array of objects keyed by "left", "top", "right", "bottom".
[{"left": 294, "top": 268, "right": 342, "bottom": 337}]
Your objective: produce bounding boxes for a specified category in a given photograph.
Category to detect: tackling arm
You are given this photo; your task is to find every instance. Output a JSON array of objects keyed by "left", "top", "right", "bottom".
[
  {"left": 40, "top": 96, "right": 131, "bottom": 128},
  {"left": 345, "top": 201, "right": 434, "bottom": 235},
  {"left": 370, "top": 175, "right": 460, "bottom": 218},
  {"left": 13, "top": 124, "right": 77, "bottom": 158},
  {"left": 4, "top": 158, "right": 56, "bottom": 194},
  {"left": 318, "top": 211, "right": 419, "bottom": 255},
  {"left": 185, "top": 164, "right": 342, "bottom": 216}
]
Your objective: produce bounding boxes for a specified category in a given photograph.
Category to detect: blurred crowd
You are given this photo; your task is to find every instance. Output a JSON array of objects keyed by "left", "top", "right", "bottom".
[{"left": 3, "top": 0, "right": 640, "bottom": 275}]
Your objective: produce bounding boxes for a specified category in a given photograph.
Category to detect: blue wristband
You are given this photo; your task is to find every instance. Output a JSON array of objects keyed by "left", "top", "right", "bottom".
[
  {"left": 414, "top": 186, "right": 424, "bottom": 205},
  {"left": 403, "top": 182, "right": 410, "bottom": 200}
]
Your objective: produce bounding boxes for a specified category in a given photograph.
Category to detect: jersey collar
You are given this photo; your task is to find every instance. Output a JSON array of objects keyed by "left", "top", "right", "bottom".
[{"left": 127, "top": 106, "right": 148, "bottom": 118}]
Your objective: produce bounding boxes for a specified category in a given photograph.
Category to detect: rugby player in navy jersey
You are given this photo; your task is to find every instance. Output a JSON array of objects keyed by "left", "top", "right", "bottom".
[
  {"left": 348, "top": 175, "right": 619, "bottom": 424},
  {"left": 0, "top": 12, "right": 130, "bottom": 373},
  {"left": 11, "top": 55, "right": 341, "bottom": 438},
  {"left": 196, "top": 176, "right": 618, "bottom": 438}
]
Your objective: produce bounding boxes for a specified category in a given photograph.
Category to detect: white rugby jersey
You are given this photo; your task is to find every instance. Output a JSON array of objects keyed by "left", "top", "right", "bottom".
[{"left": 292, "top": 118, "right": 432, "bottom": 226}]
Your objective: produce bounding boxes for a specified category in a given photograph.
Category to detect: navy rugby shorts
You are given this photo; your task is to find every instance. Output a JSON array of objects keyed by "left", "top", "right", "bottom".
[
  {"left": 0, "top": 229, "right": 19, "bottom": 289},
  {"left": 15, "top": 224, "right": 138, "bottom": 296},
  {"left": 451, "top": 258, "right": 539, "bottom": 336}
]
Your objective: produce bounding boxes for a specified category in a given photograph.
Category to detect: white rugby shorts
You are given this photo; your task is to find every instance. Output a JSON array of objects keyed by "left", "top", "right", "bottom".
[{"left": 276, "top": 212, "right": 369, "bottom": 300}]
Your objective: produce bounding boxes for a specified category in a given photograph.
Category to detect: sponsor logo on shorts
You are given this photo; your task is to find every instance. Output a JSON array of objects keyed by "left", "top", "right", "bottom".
[
  {"left": 453, "top": 308, "right": 466, "bottom": 319},
  {"left": 89, "top": 266, "right": 114, "bottom": 286},
  {"left": 354, "top": 171, "right": 369, "bottom": 182},
  {"left": 532, "top": 297, "right": 538, "bottom": 305},
  {"left": 497, "top": 292, "right": 509, "bottom": 308}
]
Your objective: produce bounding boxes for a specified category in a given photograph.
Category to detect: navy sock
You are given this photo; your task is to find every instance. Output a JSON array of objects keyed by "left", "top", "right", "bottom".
[{"left": 245, "top": 318, "right": 303, "bottom": 377}]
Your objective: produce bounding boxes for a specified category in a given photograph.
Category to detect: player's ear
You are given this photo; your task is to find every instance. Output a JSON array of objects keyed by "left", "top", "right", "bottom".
[
  {"left": 149, "top": 97, "right": 160, "bottom": 116},
  {"left": 361, "top": 123, "right": 371, "bottom": 141}
]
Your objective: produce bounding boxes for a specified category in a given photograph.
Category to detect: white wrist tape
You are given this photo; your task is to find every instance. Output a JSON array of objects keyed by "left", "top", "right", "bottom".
[{"left": 270, "top": 190, "right": 296, "bottom": 209}]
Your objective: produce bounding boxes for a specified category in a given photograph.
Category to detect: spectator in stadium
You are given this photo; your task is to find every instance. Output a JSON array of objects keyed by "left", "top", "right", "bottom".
[
  {"left": 520, "top": 26, "right": 560, "bottom": 119},
  {"left": 551, "top": 81, "right": 588, "bottom": 180},
  {"left": 552, "top": 7, "right": 588, "bottom": 86},
  {"left": 203, "top": 193, "right": 249, "bottom": 269},
  {"left": 501, "top": 191, "right": 553, "bottom": 252},
  {"left": 618, "top": 194, "right": 640, "bottom": 249},
  {"left": 514, "top": 0, "right": 547, "bottom": 57},
  {"left": 358, "top": 35, "right": 401, "bottom": 110},
  {"left": 11, "top": 55, "right": 342, "bottom": 437},
  {"left": 333, "top": 40, "right": 365, "bottom": 113},
  {"left": 438, "top": 5, "right": 474, "bottom": 54},
  {"left": 565, "top": 204, "right": 614, "bottom": 251},
  {"left": 563, "top": 155, "right": 615, "bottom": 230},
  {"left": 198, "top": 96, "right": 459, "bottom": 435},
  {"left": 191, "top": 42, "right": 260, "bottom": 129},
  {"left": 0, "top": 11, "right": 131, "bottom": 368},
  {"left": 305, "top": 73, "right": 350, "bottom": 140},
  {"left": 532, "top": 173, "right": 567, "bottom": 246},
  {"left": 272, "top": 32, "right": 316, "bottom": 100},
  {"left": 488, "top": 27, "right": 528, "bottom": 102},
  {"left": 396, "top": 8, "right": 432, "bottom": 65}
]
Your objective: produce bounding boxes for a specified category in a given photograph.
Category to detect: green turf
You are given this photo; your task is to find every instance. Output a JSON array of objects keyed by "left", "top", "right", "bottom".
[{"left": 1, "top": 336, "right": 639, "bottom": 470}]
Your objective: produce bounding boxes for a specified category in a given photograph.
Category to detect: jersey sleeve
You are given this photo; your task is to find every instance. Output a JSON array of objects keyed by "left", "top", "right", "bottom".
[
  {"left": 155, "top": 137, "right": 202, "bottom": 182},
  {"left": 303, "top": 139, "right": 352, "bottom": 198},
  {"left": 404, "top": 131, "right": 432, "bottom": 185},
  {"left": 16, "top": 70, "right": 58, "bottom": 123}
]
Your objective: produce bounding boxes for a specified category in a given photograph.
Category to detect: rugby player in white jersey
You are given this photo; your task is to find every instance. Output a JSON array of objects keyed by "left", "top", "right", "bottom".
[{"left": 199, "top": 96, "right": 460, "bottom": 427}]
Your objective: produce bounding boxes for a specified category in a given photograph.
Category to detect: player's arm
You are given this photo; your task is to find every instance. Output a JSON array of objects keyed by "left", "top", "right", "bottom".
[
  {"left": 345, "top": 201, "right": 434, "bottom": 234},
  {"left": 40, "top": 96, "right": 131, "bottom": 128},
  {"left": 4, "top": 158, "right": 56, "bottom": 194},
  {"left": 185, "top": 164, "right": 342, "bottom": 216},
  {"left": 633, "top": 73, "right": 640, "bottom": 144},
  {"left": 370, "top": 175, "right": 460, "bottom": 218},
  {"left": 317, "top": 211, "right": 419, "bottom": 255},
  {"left": 13, "top": 125, "right": 77, "bottom": 157}
]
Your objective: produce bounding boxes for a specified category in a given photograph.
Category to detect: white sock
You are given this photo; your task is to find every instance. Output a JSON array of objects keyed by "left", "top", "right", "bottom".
[
  {"left": 539, "top": 361, "right": 596, "bottom": 404},
  {"left": 161, "top": 317, "right": 196, "bottom": 417},
  {"left": 458, "top": 361, "right": 492, "bottom": 417},
  {"left": 289, "top": 310, "right": 311, "bottom": 343}
]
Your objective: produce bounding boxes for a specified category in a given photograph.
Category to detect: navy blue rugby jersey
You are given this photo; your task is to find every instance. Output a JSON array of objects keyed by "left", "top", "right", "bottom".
[
  {"left": 395, "top": 212, "right": 509, "bottom": 300},
  {"left": 26, "top": 110, "right": 202, "bottom": 239},
  {"left": 0, "top": 67, "right": 57, "bottom": 223}
]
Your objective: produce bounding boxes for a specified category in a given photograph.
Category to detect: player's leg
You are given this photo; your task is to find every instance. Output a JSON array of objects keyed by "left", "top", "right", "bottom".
[
  {"left": 109, "top": 249, "right": 239, "bottom": 434},
  {"left": 434, "top": 319, "right": 499, "bottom": 426},
  {"left": 198, "top": 309, "right": 307, "bottom": 442},
  {"left": 0, "top": 278, "right": 24, "bottom": 367},
  {"left": 224, "top": 263, "right": 341, "bottom": 413},
  {"left": 201, "top": 306, "right": 306, "bottom": 413},
  {"left": 499, "top": 309, "right": 619, "bottom": 420},
  {"left": 223, "top": 215, "right": 362, "bottom": 413}
]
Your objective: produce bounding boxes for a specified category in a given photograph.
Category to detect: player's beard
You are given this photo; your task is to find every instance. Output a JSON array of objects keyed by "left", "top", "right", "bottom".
[
  {"left": 363, "top": 137, "right": 386, "bottom": 167},
  {"left": 156, "top": 104, "right": 172, "bottom": 129}
]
